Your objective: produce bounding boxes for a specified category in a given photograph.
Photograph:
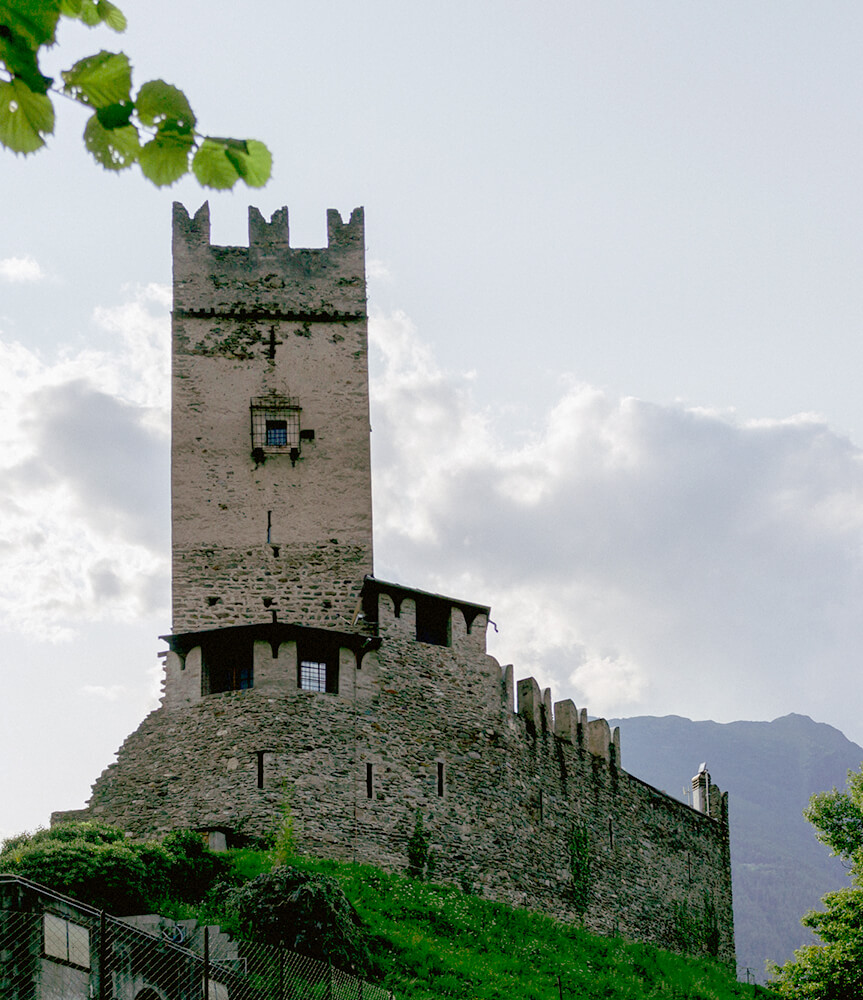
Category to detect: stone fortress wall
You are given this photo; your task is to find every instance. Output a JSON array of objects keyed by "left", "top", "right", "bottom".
[{"left": 55, "top": 205, "right": 734, "bottom": 966}]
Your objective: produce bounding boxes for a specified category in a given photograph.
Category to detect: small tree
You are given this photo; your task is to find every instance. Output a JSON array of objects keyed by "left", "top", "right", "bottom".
[
  {"left": 272, "top": 792, "right": 297, "bottom": 866},
  {"left": 770, "top": 764, "right": 863, "bottom": 997},
  {"left": 227, "top": 867, "right": 371, "bottom": 975}
]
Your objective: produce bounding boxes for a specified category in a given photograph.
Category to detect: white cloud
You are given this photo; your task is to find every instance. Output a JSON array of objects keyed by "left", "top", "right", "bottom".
[
  {"left": 82, "top": 684, "right": 129, "bottom": 702},
  {"left": 0, "top": 256, "right": 44, "bottom": 283},
  {"left": 0, "top": 286, "right": 170, "bottom": 640},
  {"left": 366, "top": 259, "right": 393, "bottom": 282},
  {"left": 369, "top": 310, "right": 863, "bottom": 744}
]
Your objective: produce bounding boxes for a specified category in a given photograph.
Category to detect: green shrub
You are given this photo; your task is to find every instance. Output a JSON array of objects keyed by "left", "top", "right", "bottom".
[
  {"left": 32, "top": 821, "right": 126, "bottom": 845},
  {"left": 0, "top": 824, "right": 226, "bottom": 914},
  {"left": 161, "top": 829, "right": 228, "bottom": 901},
  {"left": 227, "top": 866, "right": 371, "bottom": 975},
  {"left": 568, "top": 823, "right": 591, "bottom": 915},
  {"left": 4, "top": 839, "right": 151, "bottom": 914},
  {"left": 407, "top": 811, "right": 432, "bottom": 879}
]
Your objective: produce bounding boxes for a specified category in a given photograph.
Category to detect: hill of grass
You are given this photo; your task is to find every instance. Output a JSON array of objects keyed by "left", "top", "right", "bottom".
[{"left": 207, "top": 849, "right": 771, "bottom": 1000}]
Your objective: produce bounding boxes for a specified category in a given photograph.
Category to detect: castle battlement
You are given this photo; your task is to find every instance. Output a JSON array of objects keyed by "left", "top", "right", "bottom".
[
  {"left": 514, "top": 675, "right": 622, "bottom": 765},
  {"left": 173, "top": 203, "right": 366, "bottom": 318}
]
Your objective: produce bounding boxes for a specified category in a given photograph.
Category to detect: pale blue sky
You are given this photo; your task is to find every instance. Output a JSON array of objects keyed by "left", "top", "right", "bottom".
[{"left": 3, "top": 2, "right": 863, "bottom": 837}]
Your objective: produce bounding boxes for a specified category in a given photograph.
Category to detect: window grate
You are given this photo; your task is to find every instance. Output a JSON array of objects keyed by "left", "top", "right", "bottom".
[
  {"left": 299, "top": 660, "right": 327, "bottom": 692},
  {"left": 250, "top": 396, "right": 301, "bottom": 452}
]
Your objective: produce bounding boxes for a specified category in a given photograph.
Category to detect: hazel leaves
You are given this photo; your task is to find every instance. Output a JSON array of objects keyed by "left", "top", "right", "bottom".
[
  {"left": 0, "top": 0, "right": 271, "bottom": 189},
  {"left": 0, "top": 77, "right": 54, "bottom": 154}
]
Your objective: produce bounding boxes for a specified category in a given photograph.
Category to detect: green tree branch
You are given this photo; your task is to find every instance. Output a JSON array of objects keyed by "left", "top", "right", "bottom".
[{"left": 0, "top": 0, "right": 272, "bottom": 189}]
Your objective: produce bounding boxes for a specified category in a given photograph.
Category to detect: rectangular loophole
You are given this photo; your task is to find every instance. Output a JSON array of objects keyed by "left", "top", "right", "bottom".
[
  {"left": 437, "top": 761, "right": 445, "bottom": 797},
  {"left": 366, "top": 763, "right": 373, "bottom": 799}
]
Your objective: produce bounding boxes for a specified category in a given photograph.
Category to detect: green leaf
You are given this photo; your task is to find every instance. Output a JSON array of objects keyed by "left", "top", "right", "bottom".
[
  {"left": 77, "top": 0, "right": 102, "bottom": 26},
  {"left": 62, "top": 50, "right": 131, "bottom": 108},
  {"left": 193, "top": 139, "right": 272, "bottom": 190},
  {"left": 65, "top": 0, "right": 124, "bottom": 29},
  {"left": 84, "top": 111, "right": 138, "bottom": 169},
  {"left": 0, "top": 1, "right": 61, "bottom": 49},
  {"left": 95, "top": 100, "right": 132, "bottom": 129},
  {"left": 0, "top": 77, "right": 54, "bottom": 153},
  {"left": 192, "top": 138, "right": 241, "bottom": 190},
  {"left": 96, "top": 0, "right": 126, "bottom": 31},
  {"left": 0, "top": 26, "right": 53, "bottom": 94},
  {"left": 226, "top": 138, "right": 272, "bottom": 188},
  {"left": 138, "top": 128, "right": 193, "bottom": 186},
  {"left": 135, "top": 79, "right": 195, "bottom": 131}
]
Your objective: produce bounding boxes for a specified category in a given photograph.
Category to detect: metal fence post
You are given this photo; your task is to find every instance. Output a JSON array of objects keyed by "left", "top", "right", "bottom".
[
  {"left": 98, "top": 911, "right": 110, "bottom": 1000},
  {"left": 203, "top": 925, "right": 209, "bottom": 1000}
]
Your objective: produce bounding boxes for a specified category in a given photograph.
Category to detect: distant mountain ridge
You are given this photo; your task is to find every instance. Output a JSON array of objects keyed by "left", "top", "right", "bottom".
[{"left": 609, "top": 713, "right": 863, "bottom": 980}]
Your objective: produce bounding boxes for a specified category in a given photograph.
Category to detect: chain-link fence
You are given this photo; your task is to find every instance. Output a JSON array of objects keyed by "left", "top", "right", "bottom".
[{"left": 0, "top": 876, "right": 393, "bottom": 1000}]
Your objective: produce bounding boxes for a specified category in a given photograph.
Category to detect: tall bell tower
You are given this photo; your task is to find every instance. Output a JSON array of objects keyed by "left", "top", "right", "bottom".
[{"left": 170, "top": 203, "right": 373, "bottom": 634}]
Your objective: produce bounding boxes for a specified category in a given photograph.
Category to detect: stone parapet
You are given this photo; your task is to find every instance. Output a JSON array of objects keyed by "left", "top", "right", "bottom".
[{"left": 173, "top": 204, "right": 365, "bottom": 317}]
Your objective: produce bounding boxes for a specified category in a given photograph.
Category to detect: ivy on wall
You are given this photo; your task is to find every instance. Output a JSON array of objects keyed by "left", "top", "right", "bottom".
[
  {"left": 407, "top": 811, "right": 434, "bottom": 880},
  {"left": 569, "top": 823, "right": 591, "bottom": 916},
  {"left": 672, "top": 890, "right": 720, "bottom": 957}
]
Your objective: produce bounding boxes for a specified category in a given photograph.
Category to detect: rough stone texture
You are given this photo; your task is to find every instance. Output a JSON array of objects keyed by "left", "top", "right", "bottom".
[{"left": 55, "top": 206, "right": 735, "bottom": 968}]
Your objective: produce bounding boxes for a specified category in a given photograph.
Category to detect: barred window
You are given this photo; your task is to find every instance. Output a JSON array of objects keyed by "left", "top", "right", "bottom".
[
  {"left": 266, "top": 419, "right": 288, "bottom": 447},
  {"left": 300, "top": 659, "right": 327, "bottom": 692},
  {"left": 250, "top": 396, "right": 301, "bottom": 453}
]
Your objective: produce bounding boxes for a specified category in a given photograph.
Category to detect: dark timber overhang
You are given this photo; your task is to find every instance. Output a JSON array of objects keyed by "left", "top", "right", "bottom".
[
  {"left": 161, "top": 620, "right": 381, "bottom": 670},
  {"left": 361, "top": 574, "right": 490, "bottom": 634}
]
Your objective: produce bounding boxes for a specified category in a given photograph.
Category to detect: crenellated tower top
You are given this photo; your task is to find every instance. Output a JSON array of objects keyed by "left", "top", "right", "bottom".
[{"left": 172, "top": 203, "right": 366, "bottom": 318}]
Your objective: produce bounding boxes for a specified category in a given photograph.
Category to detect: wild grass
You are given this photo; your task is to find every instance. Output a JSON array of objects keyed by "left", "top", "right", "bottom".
[{"left": 213, "top": 850, "right": 772, "bottom": 1000}]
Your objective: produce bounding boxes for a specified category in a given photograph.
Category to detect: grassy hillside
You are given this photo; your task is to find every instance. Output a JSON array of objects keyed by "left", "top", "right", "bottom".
[{"left": 213, "top": 849, "right": 768, "bottom": 1000}]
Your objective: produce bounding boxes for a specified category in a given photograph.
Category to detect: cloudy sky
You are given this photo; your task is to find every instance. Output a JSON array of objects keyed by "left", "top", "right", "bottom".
[{"left": 4, "top": 1, "right": 863, "bottom": 838}]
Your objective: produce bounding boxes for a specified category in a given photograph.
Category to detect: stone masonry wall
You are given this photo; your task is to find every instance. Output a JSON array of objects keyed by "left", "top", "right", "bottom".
[
  {"left": 172, "top": 542, "right": 369, "bottom": 632},
  {"left": 77, "top": 587, "right": 734, "bottom": 965}
]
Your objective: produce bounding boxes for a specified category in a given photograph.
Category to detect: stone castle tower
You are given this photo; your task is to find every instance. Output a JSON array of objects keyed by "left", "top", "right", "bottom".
[
  {"left": 55, "top": 205, "right": 735, "bottom": 966},
  {"left": 171, "top": 202, "right": 372, "bottom": 636}
]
